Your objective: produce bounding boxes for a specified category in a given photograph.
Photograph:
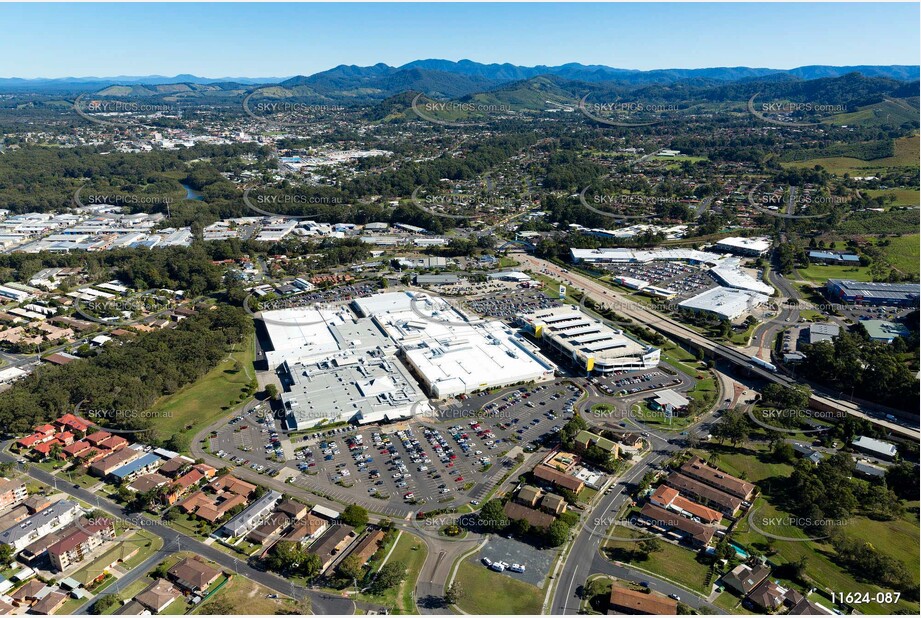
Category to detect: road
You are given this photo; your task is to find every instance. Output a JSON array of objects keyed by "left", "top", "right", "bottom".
[
  {"left": 0, "top": 446, "right": 355, "bottom": 616},
  {"left": 549, "top": 429, "right": 723, "bottom": 614},
  {"left": 517, "top": 253, "right": 918, "bottom": 439}
]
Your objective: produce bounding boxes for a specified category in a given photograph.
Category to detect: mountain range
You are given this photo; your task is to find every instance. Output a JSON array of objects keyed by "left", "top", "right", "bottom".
[{"left": 2, "top": 59, "right": 918, "bottom": 94}]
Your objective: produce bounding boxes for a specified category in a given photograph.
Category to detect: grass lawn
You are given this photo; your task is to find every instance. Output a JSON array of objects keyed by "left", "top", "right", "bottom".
[
  {"left": 690, "top": 444, "right": 793, "bottom": 484},
  {"left": 883, "top": 234, "right": 920, "bottom": 276},
  {"left": 702, "top": 444, "right": 919, "bottom": 615},
  {"left": 454, "top": 558, "right": 544, "bottom": 614},
  {"left": 797, "top": 263, "right": 875, "bottom": 283},
  {"left": 498, "top": 256, "right": 520, "bottom": 268},
  {"left": 659, "top": 342, "right": 705, "bottom": 377},
  {"left": 357, "top": 531, "right": 427, "bottom": 613},
  {"left": 714, "top": 590, "right": 757, "bottom": 614},
  {"left": 865, "top": 188, "right": 921, "bottom": 207},
  {"left": 193, "top": 574, "right": 293, "bottom": 615},
  {"left": 602, "top": 526, "right": 711, "bottom": 594},
  {"left": 119, "top": 529, "right": 164, "bottom": 570},
  {"left": 164, "top": 509, "right": 215, "bottom": 539},
  {"left": 733, "top": 498, "right": 918, "bottom": 615},
  {"left": 100, "top": 578, "right": 152, "bottom": 613},
  {"left": 146, "top": 333, "right": 255, "bottom": 450},
  {"left": 784, "top": 136, "right": 920, "bottom": 175},
  {"left": 845, "top": 511, "right": 920, "bottom": 582}
]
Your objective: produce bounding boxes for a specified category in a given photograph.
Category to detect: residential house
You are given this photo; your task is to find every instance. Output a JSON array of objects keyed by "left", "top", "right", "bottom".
[
  {"left": 722, "top": 564, "right": 771, "bottom": 596},
  {"left": 308, "top": 525, "right": 357, "bottom": 572},
  {"left": 665, "top": 473, "right": 742, "bottom": 517},
  {"left": 503, "top": 502, "right": 556, "bottom": 529},
  {"left": 533, "top": 465, "right": 584, "bottom": 493},
  {"left": 575, "top": 430, "right": 620, "bottom": 457},
  {"left": 637, "top": 503, "right": 716, "bottom": 548},
  {"left": 608, "top": 585, "right": 678, "bottom": 615},
  {"left": 0, "top": 479, "right": 27, "bottom": 511},
  {"left": 47, "top": 518, "right": 115, "bottom": 571},
  {"left": 167, "top": 557, "right": 221, "bottom": 594},
  {"left": 135, "top": 579, "right": 181, "bottom": 613},
  {"left": 0, "top": 500, "right": 82, "bottom": 553},
  {"left": 680, "top": 457, "right": 755, "bottom": 500},
  {"left": 649, "top": 485, "right": 722, "bottom": 524},
  {"left": 539, "top": 493, "right": 567, "bottom": 515},
  {"left": 516, "top": 485, "right": 543, "bottom": 508},
  {"left": 345, "top": 529, "right": 386, "bottom": 564}
]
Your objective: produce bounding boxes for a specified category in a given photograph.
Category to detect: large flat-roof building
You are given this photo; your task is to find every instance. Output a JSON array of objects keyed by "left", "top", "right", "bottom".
[
  {"left": 678, "top": 287, "right": 770, "bottom": 321},
  {"left": 826, "top": 279, "right": 920, "bottom": 307},
  {"left": 712, "top": 236, "right": 771, "bottom": 256},
  {"left": 354, "top": 292, "right": 555, "bottom": 399},
  {"left": 518, "top": 305, "right": 659, "bottom": 374},
  {"left": 262, "top": 305, "right": 428, "bottom": 429}
]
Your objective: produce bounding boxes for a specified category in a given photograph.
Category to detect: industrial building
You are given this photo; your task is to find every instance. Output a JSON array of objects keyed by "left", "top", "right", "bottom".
[
  {"left": 678, "top": 287, "right": 770, "bottom": 321},
  {"left": 518, "top": 305, "right": 660, "bottom": 373},
  {"left": 826, "top": 279, "right": 920, "bottom": 307},
  {"left": 851, "top": 435, "right": 898, "bottom": 460},
  {"left": 860, "top": 319, "right": 911, "bottom": 343}
]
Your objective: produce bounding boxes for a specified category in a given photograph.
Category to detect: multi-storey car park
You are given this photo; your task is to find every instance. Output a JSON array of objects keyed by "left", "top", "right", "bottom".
[{"left": 517, "top": 305, "right": 660, "bottom": 374}]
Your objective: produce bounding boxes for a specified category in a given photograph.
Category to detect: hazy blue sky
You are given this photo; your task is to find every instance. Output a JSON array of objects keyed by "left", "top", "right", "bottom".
[{"left": 2, "top": 2, "right": 918, "bottom": 78}]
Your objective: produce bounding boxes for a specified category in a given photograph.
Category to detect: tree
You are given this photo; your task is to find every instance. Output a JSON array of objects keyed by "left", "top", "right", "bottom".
[
  {"left": 0, "top": 544, "right": 12, "bottom": 566},
  {"left": 337, "top": 555, "right": 365, "bottom": 583},
  {"left": 545, "top": 520, "right": 570, "bottom": 547},
  {"left": 91, "top": 594, "right": 120, "bottom": 614},
  {"left": 638, "top": 537, "right": 662, "bottom": 557},
  {"left": 340, "top": 504, "right": 369, "bottom": 527},
  {"left": 265, "top": 384, "right": 279, "bottom": 400},
  {"left": 477, "top": 499, "right": 509, "bottom": 532},
  {"left": 369, "top": 561, "right": 406, "bottom": 595}
]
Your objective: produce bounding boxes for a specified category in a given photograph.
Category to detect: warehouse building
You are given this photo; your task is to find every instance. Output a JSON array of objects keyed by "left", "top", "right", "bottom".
[
  {"left": 851, "top": 435, "right": 898, "bottom": 460},
  {"left": 826, "top": 279, "right": 920, "bottom": 307},
  {"left": 518, "top": 305, "right": 660, "bottom": 373}
]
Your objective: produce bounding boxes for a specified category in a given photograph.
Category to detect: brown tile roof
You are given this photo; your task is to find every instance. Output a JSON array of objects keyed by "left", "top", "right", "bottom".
[
  {"left": 680, "top": 456, "right": 755, "bottom": 499},
  {"left": 639, "top": 503, "right": 716, "bottom": 546},
  {"left": 503, "top": 501, "right": 555, "bottom": 529},
  {"left": 347, "top": 529, "right": 386, "bottom": 563},
  {"left": 665, "top": 473, "right": 743, "bottom": 514},
  {"left": 532, "top": 464, "right": 584, "bottom": 492},
  {"left": 609, "top": 586, "right": 678, "bottom": 615},
  {"left": 168, "top": 557, "right": 221, "bottom": 592},
  {"left": 135, "top": 578, "right": 181, "bottom": 612}
]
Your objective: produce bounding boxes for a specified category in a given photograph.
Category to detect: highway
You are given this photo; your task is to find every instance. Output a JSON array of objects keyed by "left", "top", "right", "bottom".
[{"left": 517, "top": 253, "right": 919, "bottom": 439}]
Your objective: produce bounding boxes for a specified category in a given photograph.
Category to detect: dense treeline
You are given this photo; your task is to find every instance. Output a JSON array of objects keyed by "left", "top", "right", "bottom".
[
  {"left": 0, "top": 306, "right": 252, "bottom": 439},
  {"left": 0, "top": 142, "right": 269, "bottom": 214},
  {"left": 0, "top": 244, "right": 233, "bottom": 295},
  {"left": 799, "top": 327, "right": 919, "bottom": 410}
]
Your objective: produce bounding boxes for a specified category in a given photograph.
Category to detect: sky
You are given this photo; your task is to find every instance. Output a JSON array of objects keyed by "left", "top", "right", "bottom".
[{"left": 1, "top": 2, "right": 919, "bottom": 78}]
